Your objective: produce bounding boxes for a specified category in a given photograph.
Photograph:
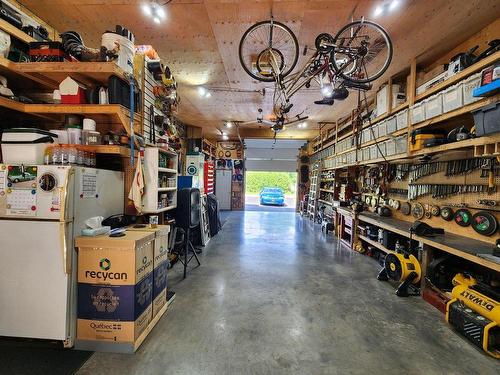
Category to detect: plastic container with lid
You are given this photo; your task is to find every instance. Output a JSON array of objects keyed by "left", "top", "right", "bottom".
[{"left": 0, "top": 128, "right": 58, "bottom": 164}]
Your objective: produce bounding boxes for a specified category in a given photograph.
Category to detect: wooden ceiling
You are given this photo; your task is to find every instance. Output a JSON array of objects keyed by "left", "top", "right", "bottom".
[{"left": 17, "top": 0, "right": 500, "bottom": 140}]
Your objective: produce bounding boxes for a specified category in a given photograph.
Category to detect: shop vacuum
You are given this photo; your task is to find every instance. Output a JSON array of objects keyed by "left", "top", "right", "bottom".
[{"left": 446, "top": 273, "right": 500, "bottom": 358}]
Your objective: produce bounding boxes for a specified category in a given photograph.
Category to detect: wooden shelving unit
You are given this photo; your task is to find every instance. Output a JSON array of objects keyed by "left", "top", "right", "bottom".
[
  {"left": 358, "top": 235, "right": 390, "bottom": 254},
  {"left": 0, "top": 19, "right": 35, "bottom": 44}
]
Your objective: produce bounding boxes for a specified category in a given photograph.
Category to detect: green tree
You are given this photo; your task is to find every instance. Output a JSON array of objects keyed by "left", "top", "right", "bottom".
[{"left": 245, "top": 171, "right": 297, "bottom": 195}]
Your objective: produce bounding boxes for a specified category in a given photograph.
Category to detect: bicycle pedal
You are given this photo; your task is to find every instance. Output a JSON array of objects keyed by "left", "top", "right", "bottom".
[{"left": 314, "top": 98, "right": 335, "bottom": 105}]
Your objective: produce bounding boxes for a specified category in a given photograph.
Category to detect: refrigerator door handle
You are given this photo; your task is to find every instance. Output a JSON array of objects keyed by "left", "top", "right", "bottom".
[{"left": 60, "top": 222, "right": 71, "bottom": 274}]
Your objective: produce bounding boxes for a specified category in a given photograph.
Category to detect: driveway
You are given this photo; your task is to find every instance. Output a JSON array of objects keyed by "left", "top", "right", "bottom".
[{"left": 245, "top": 194, "right": 296, "bottom": 212}]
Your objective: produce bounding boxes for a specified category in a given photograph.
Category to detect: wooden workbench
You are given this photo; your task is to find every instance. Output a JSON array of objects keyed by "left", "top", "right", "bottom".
[{"left": 358, "top": 212, "right": 500, "bottom": 273}]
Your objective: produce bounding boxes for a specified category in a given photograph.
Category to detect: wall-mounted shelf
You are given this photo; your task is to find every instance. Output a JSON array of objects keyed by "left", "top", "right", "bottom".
[
  {"left": 0, "top": 19, "right": 35, "bottom": 44},
  {"left": 358, "top": 235, "right": 390, "bottom": 254}
]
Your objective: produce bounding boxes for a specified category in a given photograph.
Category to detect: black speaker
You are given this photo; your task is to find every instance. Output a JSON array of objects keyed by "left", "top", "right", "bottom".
[
  {"left": 177, "top": 188, "right": 200, "bottom": 229},
  {"left": 300, "top": 165, "right": 309, "bottom": 183}
]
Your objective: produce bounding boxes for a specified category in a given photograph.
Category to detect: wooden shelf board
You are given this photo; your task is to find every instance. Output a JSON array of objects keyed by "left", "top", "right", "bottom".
[
  {"left": 158, "top": 187, "right": 177, "bottom": 192},
  {"left": 144, "top": 205, "right": 177, "bottom": 213},
  {"left": 87, "top": 145, "right": 131, "bottom": 157},
  {"left": 358, "top": 212, "right": 500, "bottom": 272},
  {"left": 411, "top": 135, "right": 500, "bottom": 156},
  {"left": 14, "top": 61, "right": 126, "bottom": 88},
  {"left": 318, "top": 199, "right": 332, "bottom": 206},
  {"left": 412, "top": 94, "right": 500, "bottom": 131},
  {"left": 158, "top": 167, "right": 177, "bottom": 173},
  {"left": 320, "top": 189, "right": 335, "bottom": 193},
  {"left": 0, "top": 19, "right": 35, "bottom": 44},
  {"left": 358, "top": 235, "right": 390, "bottom": 254},
  {"left": 415, "top": 51, "right": 500, "bottom": 102}
]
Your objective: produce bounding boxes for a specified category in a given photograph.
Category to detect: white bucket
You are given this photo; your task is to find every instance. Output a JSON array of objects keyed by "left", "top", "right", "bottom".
[
  {"left": 102, "top": 32, "right": 134, "bottom": 74},
  {"left": 83, "top": 118, "right": 96, "bottom": 131}
]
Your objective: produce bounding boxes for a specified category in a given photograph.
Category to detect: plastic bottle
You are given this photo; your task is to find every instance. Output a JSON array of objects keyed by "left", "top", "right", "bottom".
[
  {"left": 51, "top": 145, "right": 62, "bottom": 164},
  {"left": 68, "top": 145, "right": 78, "bottom": 165},
  {"left": 61, "top": 145, "right": 69, "bottom": 165},
  {"left": 44, "top": 145, "right": 53, "bottom": 165},
  {"left": 76, "top": 146, "right": 84, "bottom": 165}
]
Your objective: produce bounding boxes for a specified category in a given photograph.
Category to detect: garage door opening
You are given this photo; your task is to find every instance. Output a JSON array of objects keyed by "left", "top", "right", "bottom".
[{"left": 245, "top": 171, "right": 297, "bottom": 211}]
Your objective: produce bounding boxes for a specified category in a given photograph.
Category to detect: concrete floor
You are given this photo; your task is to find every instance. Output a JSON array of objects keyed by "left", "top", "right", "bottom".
[{"left": 77, "top": 211, "right": 499, "bottom": 375}]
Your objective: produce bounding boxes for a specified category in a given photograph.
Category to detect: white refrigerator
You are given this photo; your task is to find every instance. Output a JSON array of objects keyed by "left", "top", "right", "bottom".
[{"left": 0, "top": 164, "right": 123, "bottom": 347}]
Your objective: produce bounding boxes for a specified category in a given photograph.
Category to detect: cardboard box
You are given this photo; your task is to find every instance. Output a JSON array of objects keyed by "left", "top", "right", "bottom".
[
  {"left": 76, "top": 231, "right": 155, "bottom": 285},
  {"left": 77, "top": 304, "right": 152, "bottom": 343},
  {"left": 126, "top": 225, "right": 170, "bottom": 268},
  {"left": 152, "top": 261, "right": 168, "bottom": 316},
  {"left": 78, "top": 274, "right": 153, "bottom": 320}
]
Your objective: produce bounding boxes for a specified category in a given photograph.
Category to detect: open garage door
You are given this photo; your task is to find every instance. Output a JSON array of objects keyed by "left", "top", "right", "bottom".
[{"left": 244, "top": 139, "right": 306, "bottom": 211}]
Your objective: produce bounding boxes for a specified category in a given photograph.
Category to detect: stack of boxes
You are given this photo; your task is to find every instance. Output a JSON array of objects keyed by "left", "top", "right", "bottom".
[
  {"left": 127, "top": 225, "right": 170, "bottom": 317},
  {"left": 75, "top": 231, "right": 155, "bottom": 347}
]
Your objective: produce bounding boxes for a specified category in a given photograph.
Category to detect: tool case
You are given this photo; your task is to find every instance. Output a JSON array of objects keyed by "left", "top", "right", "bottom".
[
  {"left": 472, "top": 101, "right": 500, "bottom": 136},
  {"left": 29, "top": 41, "right": 69, "bottom": 62},
  {"left": 108, "top": 75, "right": 141, "bottom": 110},
  {"left": 410, "top": 130, "right": 446, "bottom": 152}
]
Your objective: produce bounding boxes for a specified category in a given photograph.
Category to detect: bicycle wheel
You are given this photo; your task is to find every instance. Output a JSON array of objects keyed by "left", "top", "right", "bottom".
[
  {"left": 331, "top": 20, "right": 392, "bottom": 84},
  {"left": 239, "top": 20, "right": 299, "bottom": 82}
]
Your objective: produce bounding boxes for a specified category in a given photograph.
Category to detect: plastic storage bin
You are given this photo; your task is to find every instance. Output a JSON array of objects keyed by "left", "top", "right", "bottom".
[
  {"left": 396, "top": 109, "right": 408, "bottom": 130},
  {"left": 424, "top": 93, "right": 443, "bottom": 119},
  {"left": 395, "top": 135, "right": 408, "bottom": 154},
  {"left": 462, "top": 72, "right": 482, "bottom": 105},
  {"left": 386, "top": 115, "right": 397, "bottom": 134},
  {"left": 442, "top": 83, "right": 463, "bottom": 113},
  {"left": 363, "top": 147, "right": 370, "bottom": 161},
  {"left": 472, "top": 102, "right": 500, "bottom": 136},
  {"left": 411, "top": 102, "right": 425, "bottom": 124},
  {"left": 385, "top": 139, "right": 396, "bottom": 156},
  {"left": 377, "top": 120, "right": 387, "bottom": 138},
  {"left": 1, "top": 128, "right": 58, "bottom": 164}
]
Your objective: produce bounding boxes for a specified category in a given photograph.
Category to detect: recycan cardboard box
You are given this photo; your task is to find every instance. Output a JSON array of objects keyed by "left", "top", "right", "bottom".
[
  {"left": 126, "top": 225, "right": 170, "bottom": 317},
  {"left": 75, "top": 231, "right": 155, "bottom": 343},
  {"left": 126, "top": 224, "right": 170, "bottom": 267},
  {"left": 152, "top": 260, "right": 168, "bottom": 316}
]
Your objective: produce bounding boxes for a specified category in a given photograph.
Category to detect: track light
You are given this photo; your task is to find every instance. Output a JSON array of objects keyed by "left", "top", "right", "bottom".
[
  {"left": 141, "top": 2, "right": 168, "bottom": 24},
  {"left": 197, "top": 86, "right": 211, "bottom": 98},
  {"left": 374, "top": 0, "right": 401, "bottom": 18},
  {"left": 321, "top": 86, "right": 333, "bottom": 97},
  {"left": 222, "top": 132, "right": 229, "bottom": 140},
  {"left": 297, "top": 122, "right": 308, "bottom": 129},
  {"left": 225, "top": 121, "right": 233, "bottom": 128}
]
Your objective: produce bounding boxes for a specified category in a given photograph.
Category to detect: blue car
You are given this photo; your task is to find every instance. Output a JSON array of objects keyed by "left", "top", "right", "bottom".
[{"left": 260, "top": 187, "right": 285, "bottom": 206}]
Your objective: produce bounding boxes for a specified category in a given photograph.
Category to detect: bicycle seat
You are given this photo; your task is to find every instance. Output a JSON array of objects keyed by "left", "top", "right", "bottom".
[{"left": 344, "top": 81, "right": 372, "bottom": 91}]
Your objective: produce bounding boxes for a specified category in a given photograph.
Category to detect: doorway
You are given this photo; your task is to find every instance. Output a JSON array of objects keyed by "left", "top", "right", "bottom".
[{"left": 243, "top": 139, "right": 306, "bottom": 212}]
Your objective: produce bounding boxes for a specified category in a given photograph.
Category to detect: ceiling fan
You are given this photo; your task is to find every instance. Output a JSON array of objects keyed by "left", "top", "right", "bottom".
[{"left": 235, "top": 108, "right": 309, "bottom": 133}]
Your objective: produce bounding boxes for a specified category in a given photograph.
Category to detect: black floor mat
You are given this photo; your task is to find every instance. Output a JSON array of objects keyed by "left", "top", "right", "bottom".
[{"left": 0, "top": 341, "right": 92, "bottom": 375}]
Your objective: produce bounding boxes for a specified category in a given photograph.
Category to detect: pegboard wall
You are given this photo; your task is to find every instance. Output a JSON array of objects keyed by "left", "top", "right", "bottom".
[{"left": 360, "top": 159, "right": 500, "bottom": 245}]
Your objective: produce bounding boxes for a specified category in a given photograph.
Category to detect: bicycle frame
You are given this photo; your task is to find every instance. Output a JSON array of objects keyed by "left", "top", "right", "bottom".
[{"left": 269, "top": 44, "right": 360, "bottom": 108}]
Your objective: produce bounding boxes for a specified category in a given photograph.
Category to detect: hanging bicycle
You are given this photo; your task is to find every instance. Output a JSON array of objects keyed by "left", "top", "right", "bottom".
[{"left": 239, "top": 17, "right": 393, "bottom": 117}]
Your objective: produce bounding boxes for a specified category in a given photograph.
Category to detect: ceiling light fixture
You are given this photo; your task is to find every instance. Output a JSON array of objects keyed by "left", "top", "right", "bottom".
[
  {"left": 225, "top": 121, "right": 233, "bottom": 128},
  {"left": 373, "top": 0, "right": 401, "bottom": 18},
  {"left": 197, "top": 86, "right": 211, "bottom": 98},
  {"left": 141, "top": 1, "right": 171, "bottom": 24},
  {"left": 321, "top": 86, "right": 333, "bottom": 97},
  {"left": 222, "top": 132, "right": 229, "bottom": 140}
]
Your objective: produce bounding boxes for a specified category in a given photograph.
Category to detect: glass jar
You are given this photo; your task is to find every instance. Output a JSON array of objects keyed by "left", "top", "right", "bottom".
[
  {"left": 160, "top": 193, "right": 168, "bottom": 208},
  {"left": 89, "top": 152, "right": 96, "bottom": 167}
]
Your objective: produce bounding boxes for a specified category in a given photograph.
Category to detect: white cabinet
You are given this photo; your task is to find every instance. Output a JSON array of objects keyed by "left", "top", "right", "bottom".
[{"left": 143, "top": 147, "right": 179, "bottom": 213}]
